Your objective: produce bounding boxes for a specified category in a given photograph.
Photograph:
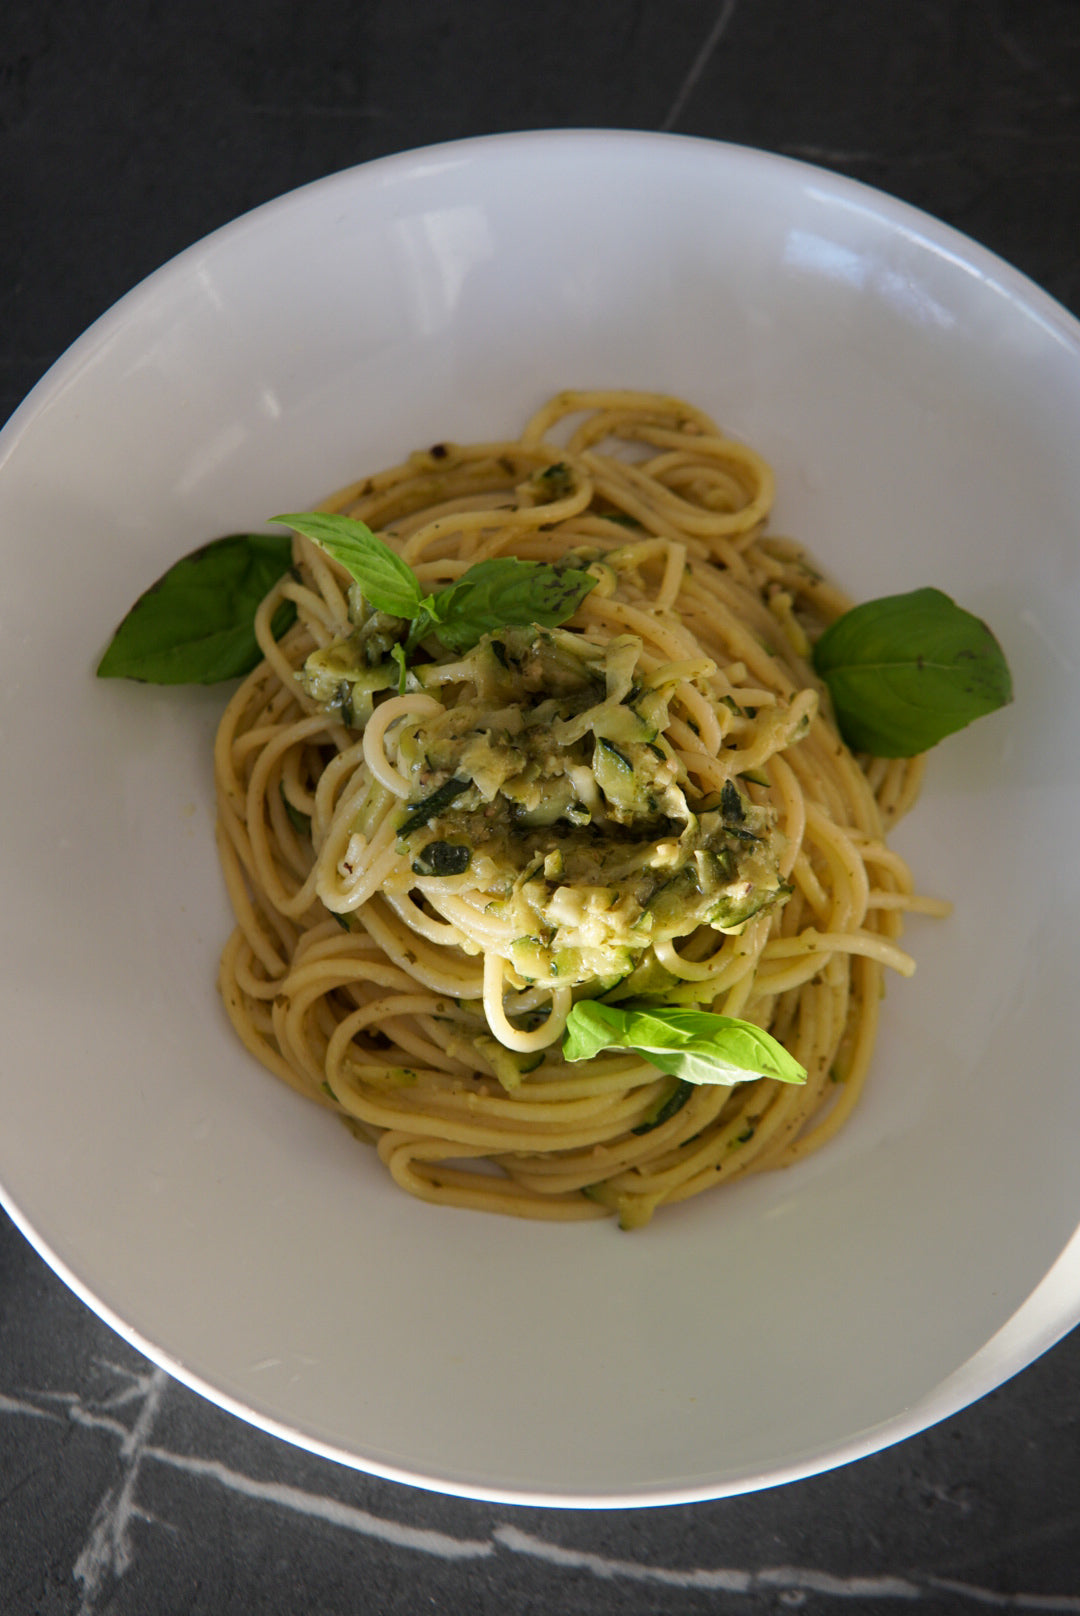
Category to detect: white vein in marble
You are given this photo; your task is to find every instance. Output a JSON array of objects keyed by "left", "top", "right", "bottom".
[
  {"left": 3, "top": 1363, "right": 1079, "bottom": 1614},
  {"left": 661, "top": 0, "right": 739, "bottom": 131}
]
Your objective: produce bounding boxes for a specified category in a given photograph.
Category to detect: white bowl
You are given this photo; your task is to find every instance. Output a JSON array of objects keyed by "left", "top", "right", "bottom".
[{"left": 2, "top": 130, "right": 1079, "bottom": 1506}]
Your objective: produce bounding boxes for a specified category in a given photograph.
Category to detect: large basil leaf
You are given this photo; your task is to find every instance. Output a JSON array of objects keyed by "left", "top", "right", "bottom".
[
  {"left": 96, "top": 533, "right": 295, "bottom": 684},
  {"left": 563, "top": 1000, "right": 806, "bottom": 1086},
  {"left": 812, "top": 586, "right": 1012, "bottom": 757}
]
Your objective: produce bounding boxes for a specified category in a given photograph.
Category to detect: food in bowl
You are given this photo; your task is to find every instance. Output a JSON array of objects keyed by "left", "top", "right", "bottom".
[{"left": 100, "top": 388, "right": 1010, "bottom": 1227}]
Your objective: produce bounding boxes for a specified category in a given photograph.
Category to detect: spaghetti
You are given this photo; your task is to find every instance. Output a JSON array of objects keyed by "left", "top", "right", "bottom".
[{"left": 215, "top": 389, "right": 944, "bottom": 1227}]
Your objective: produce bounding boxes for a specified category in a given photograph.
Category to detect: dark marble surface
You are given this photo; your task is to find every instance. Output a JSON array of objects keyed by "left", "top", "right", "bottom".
[{"left": 3, "top": 1, "right": 1080, "bottom": 1610}]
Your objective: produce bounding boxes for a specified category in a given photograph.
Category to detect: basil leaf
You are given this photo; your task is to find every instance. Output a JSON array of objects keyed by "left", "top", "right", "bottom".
[
  {"left": 97, "top": 533, "right": 295, "bottom": 684},
  {"left": 562, "top": 1001, "right": 806, "bottom": 1087},
  {"left": 429, "top": 558, "right": 597, "bottom": 655},
  {"left": 812, "top": 587, "right": 1012, "bottom": 757},
  {"left": 272, "top": 512, "right": 424, "bottom": 620}
]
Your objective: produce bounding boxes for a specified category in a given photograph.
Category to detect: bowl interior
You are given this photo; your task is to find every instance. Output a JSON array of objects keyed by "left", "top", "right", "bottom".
[{"left": 2, "top": 131, "right": 1079, "bottom": 1504}]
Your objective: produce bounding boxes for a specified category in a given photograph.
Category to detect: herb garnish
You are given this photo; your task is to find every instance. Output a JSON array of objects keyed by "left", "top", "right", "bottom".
[
  {"left": 272, "top": 511, "right": 597, "bottom": 659},
  {"left": 812, "top": 586, "right": 1012, "bottom": 757},
  {"left": 96, "top": 533, "right": 296, "bottom": 684},
  {"left": 563, "top": 1001, "right": 807, "bottom": 1087}
]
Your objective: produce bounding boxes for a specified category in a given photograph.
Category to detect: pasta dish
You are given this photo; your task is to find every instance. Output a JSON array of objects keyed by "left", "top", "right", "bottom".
[{"left": 213, "top": 390, "right": 944, "bottom": 1226}]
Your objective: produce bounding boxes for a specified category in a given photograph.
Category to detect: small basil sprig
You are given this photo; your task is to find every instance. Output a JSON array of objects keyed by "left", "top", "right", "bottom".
[
  {"left": 97, "top": 533, "right": 296, "bottom": 684},
  {"left": 273, "top": 511, "right": 597, "bottom": 656},
  {"left": 562, "top": 1001, "right": 807, "bottom": 1087},
  {"left": 812, "top": 586, "right": 1012, "bottom": 757}
]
